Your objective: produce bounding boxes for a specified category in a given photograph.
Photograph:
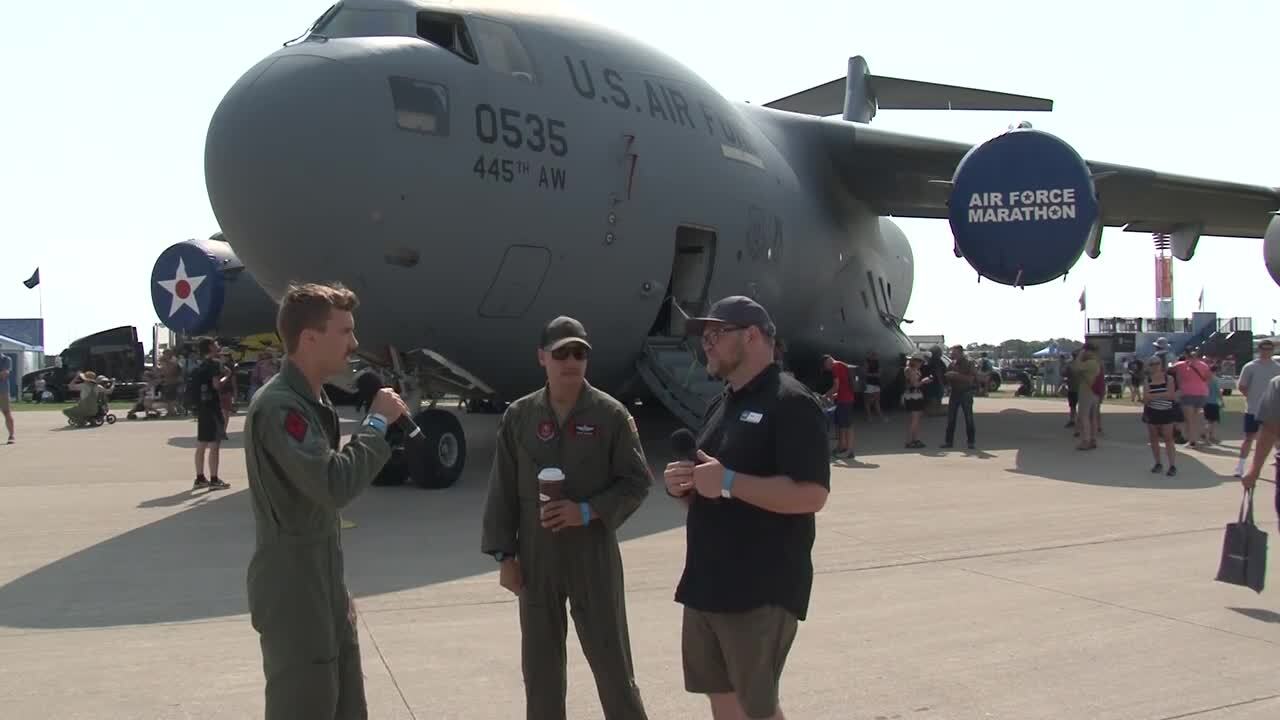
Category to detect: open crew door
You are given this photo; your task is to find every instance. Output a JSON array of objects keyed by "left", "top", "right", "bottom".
[{"left": 637, "top": 226, "right": 724, "bottom": 429}]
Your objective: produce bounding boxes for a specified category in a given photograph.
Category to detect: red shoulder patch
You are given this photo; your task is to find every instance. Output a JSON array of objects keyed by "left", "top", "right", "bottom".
[{"left": 284, "top": 409, "right": 308, "bottom": 442}]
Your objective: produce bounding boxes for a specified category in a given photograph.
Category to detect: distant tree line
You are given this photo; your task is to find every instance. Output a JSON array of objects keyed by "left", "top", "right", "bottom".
[{"left": 963, "top": 338, "right": 1084, "bottom": 359}]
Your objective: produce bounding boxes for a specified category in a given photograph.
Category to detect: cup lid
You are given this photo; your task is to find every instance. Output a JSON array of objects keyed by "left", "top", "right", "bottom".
[{"left": 537, "top": 467, "right": 565, "bottom": 481}]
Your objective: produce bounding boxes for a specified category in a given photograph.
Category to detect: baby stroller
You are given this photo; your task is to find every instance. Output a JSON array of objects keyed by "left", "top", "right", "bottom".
[
  {"left": 127, "top": 371, "right": 164, "bottom": 420},
  {"left": 1013, "top": 370, "right": 1034, "bottom": 397},
  {"left": 64, "top": 375, "right": 117, "bottom": 428},
  {"left": 1104, "top": 374, "right": 1125, "bottom": 399}
]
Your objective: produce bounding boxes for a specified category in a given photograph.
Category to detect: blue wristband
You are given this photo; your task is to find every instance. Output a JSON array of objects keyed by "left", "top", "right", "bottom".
[
  {"left": 580, "top": 502, "right": 592, "bottom": 526},
  {"left": 365, "top": 414, "right": 387, "bottom": 434},
  {"left": 721, "top": 469, "right": 736, "bottom": 499}
]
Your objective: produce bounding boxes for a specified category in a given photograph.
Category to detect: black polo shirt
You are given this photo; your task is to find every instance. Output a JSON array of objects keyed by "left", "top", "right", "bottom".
[{"left": 674, "top": 364, "right": 831, "bottom": 621}]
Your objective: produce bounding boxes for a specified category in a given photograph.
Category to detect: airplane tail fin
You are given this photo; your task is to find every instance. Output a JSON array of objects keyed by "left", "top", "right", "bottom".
[{"left": 763, "top": 56, "right": 1053, "bottom": 123}]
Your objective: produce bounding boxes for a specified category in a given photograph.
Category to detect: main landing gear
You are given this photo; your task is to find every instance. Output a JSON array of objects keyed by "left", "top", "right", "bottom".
[{"left": 367, "top": 345, "right": 495, "bottom": 491}]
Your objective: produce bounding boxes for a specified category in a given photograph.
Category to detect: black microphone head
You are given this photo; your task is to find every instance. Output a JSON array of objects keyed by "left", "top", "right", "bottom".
[{"left": 671, "top": 428, "right": 697, "bottom": 459}]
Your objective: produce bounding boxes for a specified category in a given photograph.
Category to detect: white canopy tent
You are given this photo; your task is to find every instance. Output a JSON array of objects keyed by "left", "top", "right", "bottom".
[{"left": 0, "top": 333, "right": 45, "bottom": 401}]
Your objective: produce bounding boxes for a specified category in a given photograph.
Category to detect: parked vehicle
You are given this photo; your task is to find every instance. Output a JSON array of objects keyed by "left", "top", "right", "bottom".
[{"left": 21, "top": 326, "right": 146, "bottom": 402}]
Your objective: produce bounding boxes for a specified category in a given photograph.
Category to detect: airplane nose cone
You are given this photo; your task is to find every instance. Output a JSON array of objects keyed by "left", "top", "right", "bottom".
[{"left": 205, "top": 48, "right": 382, "bottom": 299}]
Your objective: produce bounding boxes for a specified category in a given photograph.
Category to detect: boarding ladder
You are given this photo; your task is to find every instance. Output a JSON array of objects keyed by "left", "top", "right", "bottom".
[{"left": 636, "top": 336, "right": 725, "bottom": 430}]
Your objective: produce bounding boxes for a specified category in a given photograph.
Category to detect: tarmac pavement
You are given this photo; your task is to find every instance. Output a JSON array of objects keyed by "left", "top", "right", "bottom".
[{"left": 0, "top": 395, "right": 1276, "bottom": 719}]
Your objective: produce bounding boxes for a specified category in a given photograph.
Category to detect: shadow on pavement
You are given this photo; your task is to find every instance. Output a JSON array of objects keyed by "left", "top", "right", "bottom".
[
  {"left": 0, "top": 405, "right": 687, "bottom": 631},
  {"left": 1228, "top": 607, "right": 1280, "bottom": 624},
  {"left": 829, "top": 402, "right": 1231, "bottom": 490},
  {"left": 164, "top": 419, "right": 364, "bottom": 450}
]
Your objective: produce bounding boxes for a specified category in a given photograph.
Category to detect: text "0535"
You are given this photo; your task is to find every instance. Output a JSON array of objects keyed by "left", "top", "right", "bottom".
[{"left": 475, "top": 104, "right": 568, "bottom": 157}]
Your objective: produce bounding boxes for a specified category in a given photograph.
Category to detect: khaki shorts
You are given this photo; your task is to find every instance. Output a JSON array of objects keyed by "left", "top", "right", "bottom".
[{"left": 682, "top": 604, "right": 798, "bottom": 718}]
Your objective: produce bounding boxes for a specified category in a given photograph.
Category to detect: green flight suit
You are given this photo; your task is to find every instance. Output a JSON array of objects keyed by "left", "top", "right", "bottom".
[
  {"left": 481, "top": 382, "right": 652, "bottom": 720},
  {"left": 243, "top": 360, "right": 392, "bottom": 720}
]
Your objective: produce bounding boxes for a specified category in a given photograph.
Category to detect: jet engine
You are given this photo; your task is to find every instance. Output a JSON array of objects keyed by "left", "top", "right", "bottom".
[
  {"left": 1265, "top": 214, "right": 1280, "bottom": 287},
  {"left": 947, "top": 128, "right": 1100, "bottom": 287},
  {"left": 149, "top": 233, "right": 278, "bottom": 338}
]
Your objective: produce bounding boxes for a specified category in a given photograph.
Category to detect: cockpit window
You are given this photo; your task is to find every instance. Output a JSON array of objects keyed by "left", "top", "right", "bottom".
[
  {"left": 468, "top": 17, "right": 538, "bottom": 84},
  {"left": 417, "top": 11, "right": 478, "bottom": 64},
  {"left": 311, "top": 4, "right": 414, "bottom": 39},
  {"left": 389, "top": 77, "right": 450, "bottom": 136}
]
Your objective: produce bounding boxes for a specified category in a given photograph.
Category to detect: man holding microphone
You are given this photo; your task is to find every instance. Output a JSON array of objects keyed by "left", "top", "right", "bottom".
[
  {"left": 664, "top": 296, "right": 831, "bottom": 720},
  {"left": 243, "top": 282, "right": 408, "bottom": 720}
]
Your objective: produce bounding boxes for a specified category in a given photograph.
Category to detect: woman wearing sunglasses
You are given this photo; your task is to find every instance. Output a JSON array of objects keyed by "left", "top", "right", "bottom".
[{"left": 1142, "top": 357, "right": 1180, "bottom": 476}]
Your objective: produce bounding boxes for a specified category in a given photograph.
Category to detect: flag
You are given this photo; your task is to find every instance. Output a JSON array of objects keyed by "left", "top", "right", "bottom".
[
  {"left": 1198, "top": 287, "right": 1205, "bottom": 311},
  {"left": 1078, "top": 288, "right": 1086, "bottom": 312},
  {"left": 22, "top": 268, "right": 39, "bottom": 289}
]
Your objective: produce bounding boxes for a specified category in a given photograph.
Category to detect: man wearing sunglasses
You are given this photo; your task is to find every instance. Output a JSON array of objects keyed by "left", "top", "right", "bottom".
[
  {"left": 481, "top": 315, "right": 653, "bottom": 720},
  {"left": 664, "top": 296, "right": 831, "bottom": 720}
]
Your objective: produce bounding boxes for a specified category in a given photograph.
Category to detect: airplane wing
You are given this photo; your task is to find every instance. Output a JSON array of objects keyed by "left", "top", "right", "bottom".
[{"left": 824, "top": 122, "right": 1280, "bottom": 240}]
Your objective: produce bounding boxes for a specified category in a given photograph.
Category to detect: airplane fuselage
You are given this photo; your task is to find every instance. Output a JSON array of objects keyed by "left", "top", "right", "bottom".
[{"left": 205, "top": 2, "right": 917, "bottom": 400}]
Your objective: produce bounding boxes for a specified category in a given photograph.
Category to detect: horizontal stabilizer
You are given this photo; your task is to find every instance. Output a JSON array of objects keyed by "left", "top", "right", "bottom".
[
  {"left": 870, "top": 76, "right": 1053, "bottom": 112},
  {"left": 764, "top": 56, "right": 1053, "bottom": 122}
]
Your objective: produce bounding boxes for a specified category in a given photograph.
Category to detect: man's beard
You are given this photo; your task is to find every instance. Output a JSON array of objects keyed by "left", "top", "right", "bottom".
[{"left": 710, "top": 351, "right": 741, "bottom": 380}]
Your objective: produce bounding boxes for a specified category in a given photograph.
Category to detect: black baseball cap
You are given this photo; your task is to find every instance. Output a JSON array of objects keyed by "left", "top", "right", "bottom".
[
  {"left": 540, "top": 316, "right": 591, "bottom": 351},
  {"left": 684, "top": 295, "right": 776, "bottom": 338}
]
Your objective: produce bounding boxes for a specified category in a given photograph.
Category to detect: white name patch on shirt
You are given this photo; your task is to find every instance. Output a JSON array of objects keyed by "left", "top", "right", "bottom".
[{"left": 739, "top": 411, "right": 764, "bottom": 424}]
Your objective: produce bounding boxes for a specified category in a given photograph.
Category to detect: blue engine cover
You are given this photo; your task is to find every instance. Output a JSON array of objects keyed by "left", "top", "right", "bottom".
[
  {"left": 1265, "top": 215, "right": 1280, "bottom": 287},
  {"left": 151, "top": 240, "right": 228, "bottom": 335},
  {"left": 948, "top": 129, "right": 1100, "bottom": 286}
]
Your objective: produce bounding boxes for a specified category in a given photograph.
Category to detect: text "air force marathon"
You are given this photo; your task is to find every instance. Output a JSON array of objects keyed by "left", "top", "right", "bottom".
[{"left": 966, "top": 188, "right": 1079, "bottom": 223}]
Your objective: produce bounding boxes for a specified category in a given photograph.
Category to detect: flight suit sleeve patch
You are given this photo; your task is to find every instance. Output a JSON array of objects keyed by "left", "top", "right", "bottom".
[
  {"left": 284, "top": 409, "right": 309, "bottom": 443},
  {"left": 626, "top": 414, "right": 638, "bottom": 436}
]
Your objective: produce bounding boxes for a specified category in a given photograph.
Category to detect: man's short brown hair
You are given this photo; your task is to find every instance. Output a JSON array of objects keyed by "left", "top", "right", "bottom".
[{"left": 277, "top": 282, "right": 359, "bottom": 354}]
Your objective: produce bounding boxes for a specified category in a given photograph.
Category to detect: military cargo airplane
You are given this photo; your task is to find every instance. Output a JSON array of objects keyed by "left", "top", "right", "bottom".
[{"left": 148, "top": 0, "right": 1280, "bottom": 488}]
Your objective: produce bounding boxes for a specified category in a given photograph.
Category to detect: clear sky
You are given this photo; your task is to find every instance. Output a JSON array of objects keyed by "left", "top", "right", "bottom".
[{"left": 2, "top": 0, "right": 1278, "bottom": 352}]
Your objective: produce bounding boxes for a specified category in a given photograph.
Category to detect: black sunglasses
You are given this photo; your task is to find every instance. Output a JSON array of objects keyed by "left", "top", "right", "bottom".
[{"left": 551, "top": 345, "right": 589, "bottom": 361}]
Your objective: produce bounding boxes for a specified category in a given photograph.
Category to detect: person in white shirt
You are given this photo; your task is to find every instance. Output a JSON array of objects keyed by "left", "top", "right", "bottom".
[{"left": 1235, "top": 339, "right": 1280, "bottom": 477}]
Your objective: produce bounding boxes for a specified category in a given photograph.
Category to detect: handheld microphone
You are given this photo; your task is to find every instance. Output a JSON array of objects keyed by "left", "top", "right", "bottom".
[
  {"left": 396, "top": 414, "right": 423, "bottom": 441},
  {"left": 376, "top": 382, "right": 423, "bottom": 443},
  {"left": 671, "top": 428, "right": 699, "bottom": 462}
]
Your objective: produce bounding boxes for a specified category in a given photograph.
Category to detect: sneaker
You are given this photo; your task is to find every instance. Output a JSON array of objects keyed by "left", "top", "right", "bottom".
[
  {"left": 1150, "top": 463, "right": 1163, "bottom": 474},
  {"left": 1166, "top": 465, "right": 1177, "bottom": 477},
  {"left": 208, "top": 477, "right": 230, "bottom": 490},
  {"left": 6, "top": 435, "right": 13, "bottom": 445},
  {"left": 193, "top": 475, "right": 209, "bottom": 489},
  {"left": 967, "top": 443, "right": 976, "bottom": 450},
  {"left": 1233, "top": 461, "right": 1246, "bottom": 478},
  {"left": 940, "top": 443, "right": 953, "bottom": 449}
]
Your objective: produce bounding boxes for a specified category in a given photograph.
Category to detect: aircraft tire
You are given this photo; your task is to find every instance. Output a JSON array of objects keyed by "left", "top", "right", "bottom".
[{"left": 409, "top": 409, "right": 467, "bottom": 490}]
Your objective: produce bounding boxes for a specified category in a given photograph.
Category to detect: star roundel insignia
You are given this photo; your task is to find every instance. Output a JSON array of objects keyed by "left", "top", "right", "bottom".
[{"left": 155, "top": 258, "right": 207, "bottom": 318}]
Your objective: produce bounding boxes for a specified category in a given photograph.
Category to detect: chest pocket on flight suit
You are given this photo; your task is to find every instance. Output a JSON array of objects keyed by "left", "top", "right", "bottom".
[
  {"left": 515, "top": 414, "right": 563, "bottom": 504},
  {"left": 560, "top": 414, "right": 611, "bottom": 499}
]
